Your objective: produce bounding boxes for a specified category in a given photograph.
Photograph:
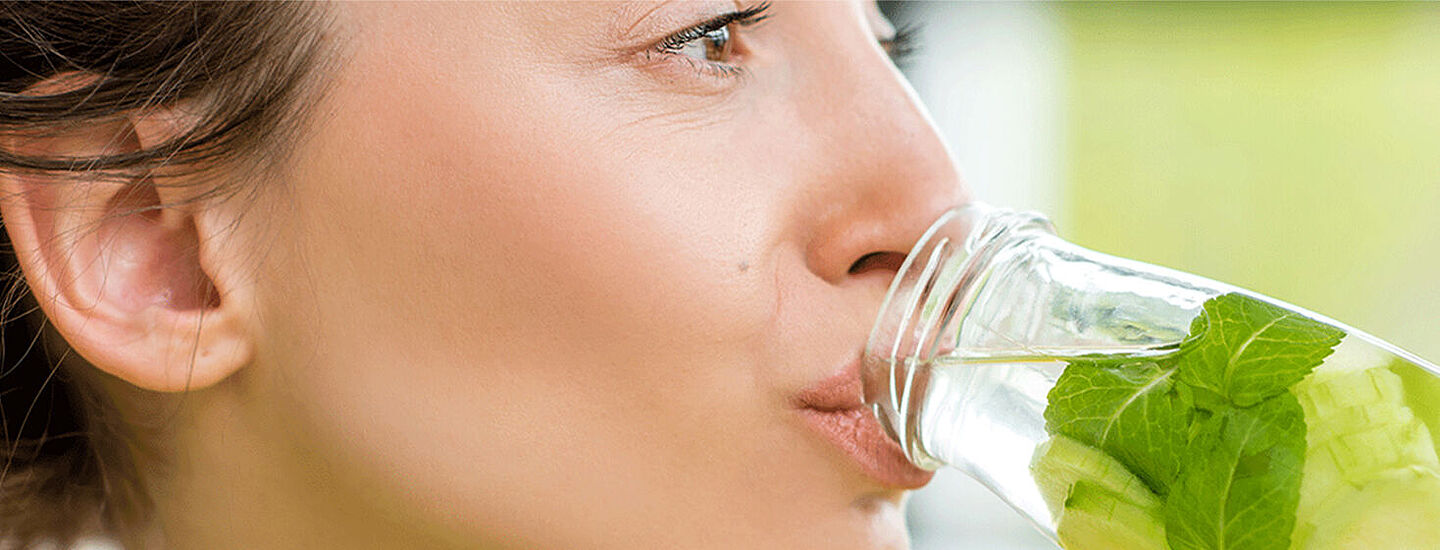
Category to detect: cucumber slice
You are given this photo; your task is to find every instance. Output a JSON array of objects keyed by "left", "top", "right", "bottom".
[
  {"left": 1308, "top": 336, "right": 1389, "bottom": 377},
  {"left": 1296, "top": 436, "right": 1354, "bottom": 523},
  {"left": 1300, "top": 367, "right": 1411, "bottom": 442},
  {"left": 1296, "top": 365, "right": 1439, "bottom": 480},
  {"left": 1293, "top": 349, "right": 1440, "bottom": 546},
  {"left": 1056, "top": 480, "right": 1167, "bottom": 550},
  {"left": 1031, "top": 435, "right": 1160, "bottom": 518},
  {"left": 1321, "top": 418, "right": 1439, "bottom": 481},
  {"left": 1394, "top": 358, "right": 1440, "bottom": 459},
  {"left": 1299, "top": 468, "right": 1440, "bottom": 550}
]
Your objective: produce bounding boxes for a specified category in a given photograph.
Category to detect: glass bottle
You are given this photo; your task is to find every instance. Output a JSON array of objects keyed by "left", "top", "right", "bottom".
[{"left": 864, "top": 204, "right": 1440, "bottom": 549}]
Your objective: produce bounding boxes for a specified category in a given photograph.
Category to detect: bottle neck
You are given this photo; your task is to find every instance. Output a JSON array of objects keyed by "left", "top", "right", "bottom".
[
  {"left": 862, "top": 204, "right": 1056, "bottom": 469},
  {"left": 863, "top": 204, "right": 1222, "bottom": 469}
]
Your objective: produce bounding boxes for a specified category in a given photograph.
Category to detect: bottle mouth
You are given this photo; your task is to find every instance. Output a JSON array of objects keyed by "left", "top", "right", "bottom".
[{"left": 862, "top": 203, "right": 1053, "bottom": 468}]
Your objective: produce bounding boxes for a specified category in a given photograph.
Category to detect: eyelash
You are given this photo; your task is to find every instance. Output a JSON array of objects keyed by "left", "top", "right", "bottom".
[
  {"left": 883, "top": 23, "right": 921, "bottom": 67},
  {"left": 654, "top": 2, "right": 772, "bottom": 77},
  {"left": 652, "top": 3, "right": 923, "bottom": 78}
]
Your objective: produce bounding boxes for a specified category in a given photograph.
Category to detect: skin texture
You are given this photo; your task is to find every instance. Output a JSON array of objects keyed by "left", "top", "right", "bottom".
[{"left": 0, "top": 1, "right": 967, "bottom": 548}]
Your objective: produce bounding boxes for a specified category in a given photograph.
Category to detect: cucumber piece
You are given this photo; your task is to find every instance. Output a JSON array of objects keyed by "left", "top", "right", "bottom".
[
  {"left": 1056, "top": 480, "right": 1167, "bottom": 550},
  {"left": 1293, "top": 349, "right": 1440, "bottom": 546},
  {"left": 1308, "top": 336, "right": 1389, "bottom": 376},
  {"left": 1300, "top": 468, "right": 1440, "bottom": 550},
  {"left": 1031, "top": 435, "right": 1160, "bottom": 518},
  {"left": 1296, "top": 436, "right": 1354, "bottom": 523},
  {"left": 1321, "top": 418, "right": 1439, "bottom": 481},
  {"left": 1295, "top": 365, "right": 1439, "bottom": 483},
  {"left": 1032, "top": 436, "right": 1167, "bottom": 549},
  {"left": 1394, "top": 358, "right": 1440, "bottom": 459},
  {"left": 1299, "top": 366, "right": 1412, "bottom": 442}
]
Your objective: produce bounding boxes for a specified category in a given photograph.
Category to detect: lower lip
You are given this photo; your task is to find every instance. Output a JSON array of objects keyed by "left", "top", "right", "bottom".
[{"left": 799, "top": 406, "right": 935, "bottom": 490}]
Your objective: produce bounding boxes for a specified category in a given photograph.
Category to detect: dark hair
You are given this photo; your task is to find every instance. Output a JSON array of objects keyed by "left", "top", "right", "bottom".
[{"left": 0, "top": 2, "right": 332, "bottom": 545}]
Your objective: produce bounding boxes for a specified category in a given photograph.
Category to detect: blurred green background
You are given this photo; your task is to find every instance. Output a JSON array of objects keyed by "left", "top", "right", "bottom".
[
  {"left": 887, "top": 3, "right": 1440, "bottom": 548},
  {"left": 1064, "top": 3, "right": 1440, "bottom": 361}
]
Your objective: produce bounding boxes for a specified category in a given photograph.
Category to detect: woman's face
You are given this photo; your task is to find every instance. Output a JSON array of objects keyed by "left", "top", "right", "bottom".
[{"left": 235, "top": 2, "right": 965, "bottom": 548}]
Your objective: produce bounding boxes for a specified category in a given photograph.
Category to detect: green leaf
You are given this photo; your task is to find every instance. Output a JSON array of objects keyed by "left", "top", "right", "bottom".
[
  {"left": 1045, "top": 359, "right": 1194, "bottom": 495},
  {"left": 1165, "top": 393, "right": 1307, "bottom": 550},
  {"left": 1176, "top": 293, "right": 1345, "bottom": 407}
]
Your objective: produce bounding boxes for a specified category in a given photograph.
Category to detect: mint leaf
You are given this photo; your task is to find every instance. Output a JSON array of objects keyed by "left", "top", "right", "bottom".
[
  {"left": 1041, "top": 293, "right": 1343, "bottom": 550},
  {"left": 1176, "top": 293, "right": 1345, "bottom": 407},
  {"left": 1045, "top": 359, "right": 1194, "bottom": 495},
  {"left": 1165, "top": 393, "right": 1307, "bottom": 550}
]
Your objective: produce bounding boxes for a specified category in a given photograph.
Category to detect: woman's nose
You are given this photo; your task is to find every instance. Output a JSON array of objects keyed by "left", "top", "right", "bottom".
[{"left": 797, "top": 45, "right": 969, "bottom": 287}]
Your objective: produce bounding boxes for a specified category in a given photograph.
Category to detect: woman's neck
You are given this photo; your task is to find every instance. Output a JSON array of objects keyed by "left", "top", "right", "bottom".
[{"left": 124, "top": 373, "right": 481, "bottom": 550}]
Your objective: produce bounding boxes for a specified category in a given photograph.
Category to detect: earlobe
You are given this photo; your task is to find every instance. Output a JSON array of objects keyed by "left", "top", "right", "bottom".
[{"left": 0, "top": 111, "right": 255, "bottom": 393}]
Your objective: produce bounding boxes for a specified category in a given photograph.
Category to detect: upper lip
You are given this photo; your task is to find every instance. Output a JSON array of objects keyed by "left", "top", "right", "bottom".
[{"left": 792, "top": 351, "right": 866, "bottom": 412}]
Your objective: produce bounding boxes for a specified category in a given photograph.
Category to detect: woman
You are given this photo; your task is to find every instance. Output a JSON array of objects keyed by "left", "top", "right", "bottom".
[{"left": 0, "top": 1, "right": 966, "bottom": 548}]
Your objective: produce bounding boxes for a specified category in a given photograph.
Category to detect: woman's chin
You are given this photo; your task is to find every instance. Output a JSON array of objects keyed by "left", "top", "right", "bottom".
[{"left": 841, "top": 491, "right": 916, "bottom": 550}]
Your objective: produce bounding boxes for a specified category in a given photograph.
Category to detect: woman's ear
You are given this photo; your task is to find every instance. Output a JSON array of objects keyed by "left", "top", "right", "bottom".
[{"left": 0, "top": 110, "right": 257, "bottom": 393}]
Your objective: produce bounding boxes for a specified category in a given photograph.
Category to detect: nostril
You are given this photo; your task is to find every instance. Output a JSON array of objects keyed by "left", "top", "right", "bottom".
[{"left": 848, "top": 251, "right": 907, "bottom": 277}]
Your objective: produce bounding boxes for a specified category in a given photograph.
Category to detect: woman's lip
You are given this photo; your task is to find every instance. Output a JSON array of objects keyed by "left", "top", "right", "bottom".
[
  {"left": 792, "top": 356, "right": 866, "bottom": 412},
  {"left": 798, "top": 406, "right": 935, "bottom": 490},
  {"left": 794, "top": 356, "right": 935, "bottom": 490}
]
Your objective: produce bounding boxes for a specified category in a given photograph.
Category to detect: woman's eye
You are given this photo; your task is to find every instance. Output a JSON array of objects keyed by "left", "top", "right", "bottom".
[
  {"left": 675, "top": 25, "right": 732, "bottom": 63},
  {"left": 654, "top": 3, "right": 770, "bottom": 73},
  {"left": 880, "top": 23, "right": 921, "bottom": 67}
]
